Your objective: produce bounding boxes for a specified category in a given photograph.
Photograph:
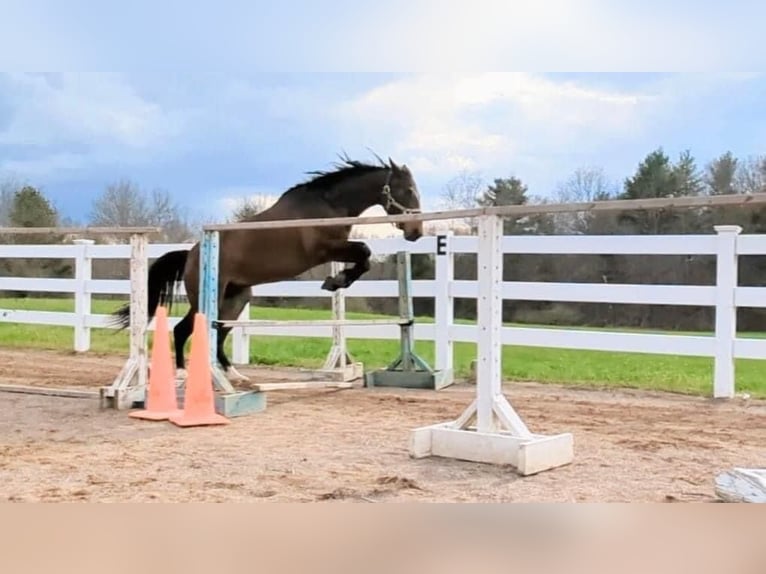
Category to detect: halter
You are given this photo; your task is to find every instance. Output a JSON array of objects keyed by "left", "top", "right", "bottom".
[{"left": 381, "top": 169, "right": 421, "bottom": 216}]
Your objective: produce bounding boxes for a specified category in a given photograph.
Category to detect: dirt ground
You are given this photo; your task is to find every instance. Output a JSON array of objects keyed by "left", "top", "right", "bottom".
[{"left": 0, "top": 347, "right": 764, "bottom": 502}]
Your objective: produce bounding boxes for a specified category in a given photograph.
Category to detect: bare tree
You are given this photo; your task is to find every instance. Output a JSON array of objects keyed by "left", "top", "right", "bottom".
[
  {"left": 229, "top": 194, "right": 276, "bottom": 222},
  {"left": 89, "top": 179, "right": 195, "bottom": 242},
  {"left": 553, "top": 167, "right": 618, "bottom": 234},
  {"left": 555, "top": 166, "right": 618, "bottom": 203},
  {"left": 438, "top": 170, "right": 485, "bottom": 231},
  {"left": 735, "top": 154, "right": 766, "bottom": 195},
  {"left": 440, "top": 170, "right": 485, "bottom": 210}
]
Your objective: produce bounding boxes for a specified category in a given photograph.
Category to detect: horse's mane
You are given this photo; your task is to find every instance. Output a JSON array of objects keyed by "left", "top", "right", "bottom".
[{"left": 285, "top": 153, "right": 393, "bottom": 195}]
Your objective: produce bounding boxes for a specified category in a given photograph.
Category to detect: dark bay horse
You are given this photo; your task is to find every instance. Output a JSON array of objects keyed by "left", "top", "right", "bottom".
[{"left": 112, "top": 157, "right": 423, "bottom": 382}]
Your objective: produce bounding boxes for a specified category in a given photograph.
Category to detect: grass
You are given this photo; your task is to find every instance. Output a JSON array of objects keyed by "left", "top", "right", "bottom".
[{"left": 1, "top": 296, "right": 765, "bottom": 399}]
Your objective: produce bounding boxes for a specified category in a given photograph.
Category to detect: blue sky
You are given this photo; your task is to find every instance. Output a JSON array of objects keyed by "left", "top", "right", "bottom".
[{"left": 1, "top": 71, "right": 765, "bottom": 224}]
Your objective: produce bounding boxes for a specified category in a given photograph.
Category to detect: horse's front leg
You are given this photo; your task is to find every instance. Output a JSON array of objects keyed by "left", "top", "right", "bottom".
[{"left": 321, "top": 241, "right": 371, "bottom": 292}]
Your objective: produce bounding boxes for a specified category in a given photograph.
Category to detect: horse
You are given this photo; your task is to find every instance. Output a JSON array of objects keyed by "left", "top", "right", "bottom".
[{"left": 111, "top": 156, "right": 424, "bottom": 382}]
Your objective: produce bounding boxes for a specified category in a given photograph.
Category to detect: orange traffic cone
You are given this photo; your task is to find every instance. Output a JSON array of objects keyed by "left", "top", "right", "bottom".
[
  {"left": 169, "top": 312, "right": 230, "bottom": 427},
  {"left": 130, "top": 306, "right": 182, "bottom": 421}
]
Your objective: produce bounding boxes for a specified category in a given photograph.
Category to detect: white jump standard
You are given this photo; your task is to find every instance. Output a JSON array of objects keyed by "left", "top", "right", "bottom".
[{"left": 410, "top": 214, "right": 574, "bottom": 475}]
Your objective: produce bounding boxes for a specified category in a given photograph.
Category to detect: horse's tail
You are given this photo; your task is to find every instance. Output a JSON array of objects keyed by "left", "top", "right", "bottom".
[{"left": 110, "top": 249, "right": 190, "bottom": 330}]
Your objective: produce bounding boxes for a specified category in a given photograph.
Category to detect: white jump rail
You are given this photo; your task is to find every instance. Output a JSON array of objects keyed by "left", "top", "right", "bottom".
[
  {"left": 198, "top": 192, "right": 766, "bottom": 474},
  {"left": 0, "top": 226, "right": 160, "bottom": 407}
]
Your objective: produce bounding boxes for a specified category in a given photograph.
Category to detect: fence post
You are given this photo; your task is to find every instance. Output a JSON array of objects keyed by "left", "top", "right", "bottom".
[
  {"left": 714, "top": 225, "right": 742, "bottom": 399},
  {"left": 231, "top": 300, "right": 251, "bottom": 365},
  {"left": 434, "top": 231, "right": 454, "bottom": 377},
  {"left": 330, "top": 260, "right": 347, "bottom": 370},
  {"left": 73, "top": 239, "right": 94, "bottom": 352}
]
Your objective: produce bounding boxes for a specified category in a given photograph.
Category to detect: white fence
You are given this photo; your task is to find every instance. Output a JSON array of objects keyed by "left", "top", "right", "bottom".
[{"left": 1, "top": 224, "right": 765, "bottom": 398}]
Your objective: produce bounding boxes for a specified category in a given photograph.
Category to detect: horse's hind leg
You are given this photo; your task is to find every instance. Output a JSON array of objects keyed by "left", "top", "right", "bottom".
[
  {"left": 217, "top": 284, "right": 252, "bottom": 383},
  {"left": 173, "top": 309, "right": 195, "bottom": 380}
]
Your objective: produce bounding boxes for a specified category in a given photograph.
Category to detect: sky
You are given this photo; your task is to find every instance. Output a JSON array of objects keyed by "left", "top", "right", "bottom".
[
  {"left": 1, "top": 71, "right": 765, "bottom": 226},
  {"left": 2, "top": 0, "right": 766, "bottom": 227}
]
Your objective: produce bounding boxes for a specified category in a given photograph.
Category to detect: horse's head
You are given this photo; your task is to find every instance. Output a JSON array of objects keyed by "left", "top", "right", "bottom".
[{"left": 381, "top": 159, "right": 423, "bottom": 242}]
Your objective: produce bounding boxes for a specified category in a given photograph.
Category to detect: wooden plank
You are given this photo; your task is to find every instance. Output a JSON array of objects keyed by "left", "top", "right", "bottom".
[
  {"left": 203, "top": 192, "right": 766, "bottom": 232},
  {"left": 0, "top": 226, "right": 160, "bottom": 235},
  {"left": 249, "top": 381, "right": 354, "bottom": 392},
  {"left": 364, "top": 369, "right": 453, "bottom": 390},
  {"left": 416, "top": 426, "right": 574, "bottom": 475},
  {"left": 0, "top": 384, "right": 98, "bottom": 399}
]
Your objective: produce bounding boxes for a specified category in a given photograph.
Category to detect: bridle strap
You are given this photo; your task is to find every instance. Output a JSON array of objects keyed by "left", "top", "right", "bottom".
[{"left": 381, "top": 170, "right": 421, "bottom": 216}]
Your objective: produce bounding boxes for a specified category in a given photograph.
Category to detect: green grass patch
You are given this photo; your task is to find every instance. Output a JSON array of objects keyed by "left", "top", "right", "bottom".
[{"left": 1, "top": 296, "right": 764, "bottom": 399}]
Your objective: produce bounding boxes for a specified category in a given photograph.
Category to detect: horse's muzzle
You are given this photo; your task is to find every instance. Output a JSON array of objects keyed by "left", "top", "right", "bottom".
[{"left": 403, "top": 227, "right": 422, "bottom": 242}]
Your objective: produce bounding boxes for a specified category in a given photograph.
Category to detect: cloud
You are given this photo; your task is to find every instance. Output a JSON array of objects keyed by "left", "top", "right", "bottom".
[
  {"left": 334, "top": 73, "right": 657, "bottom": 194},
  {"left": 0, "top": 73, "right": 185, "bottom": 148},
  {"left": 0, "top": 72, "right": 193, "bottom": 179}
]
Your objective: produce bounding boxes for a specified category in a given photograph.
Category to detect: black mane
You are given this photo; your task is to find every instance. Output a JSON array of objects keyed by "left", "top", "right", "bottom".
[{"left": 286, "top": 154, "right": 392, "bottom": 194}]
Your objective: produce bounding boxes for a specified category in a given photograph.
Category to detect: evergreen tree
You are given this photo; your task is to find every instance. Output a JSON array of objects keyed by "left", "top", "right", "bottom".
[
  {"left": 704, "top": 152, "right": 739, "bottom": 195},
  {"left": 622, "top": 148, "right": 678, "bottom": 200},
  {"left": 10, "top": 185, "right": 59, "bottom": 229},
  {"left": 1, "top": 185, "right": 70, "bottom": 285},
  {"left": 672, "top": 150, "right": 703, "bottom": 197}
]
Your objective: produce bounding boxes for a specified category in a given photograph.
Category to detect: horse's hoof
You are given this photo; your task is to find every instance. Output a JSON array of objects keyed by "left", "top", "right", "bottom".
[
  {"left": 226, "top": 366, "right": 250, "bottom": 383},
  {"left": 321, "top": 276, "right": 340, "bottom": 292}
]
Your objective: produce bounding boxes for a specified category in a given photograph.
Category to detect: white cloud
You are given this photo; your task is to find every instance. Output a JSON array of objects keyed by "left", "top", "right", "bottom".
[
  {"left": 334, "top": 73, "right": 656, "bottom": 195},
  {"left": 0, "top": 72, "right": 193, "bottom": 180},
  {"left": 0, "top": 73, "right": 185, "bottom": 149}
]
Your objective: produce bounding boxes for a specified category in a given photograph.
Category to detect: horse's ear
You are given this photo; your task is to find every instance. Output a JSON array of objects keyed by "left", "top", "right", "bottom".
[{"left": 388, "top": 157, "right": 400, "bottom": 171}]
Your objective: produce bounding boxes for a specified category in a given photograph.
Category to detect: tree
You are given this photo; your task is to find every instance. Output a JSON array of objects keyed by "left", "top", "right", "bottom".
[
  {"left": 476, "top": 176, "right": 537, "bottom": 234},
  {"left": 735, "top": 154, "right": 766, "bottom": 195},
  {"left": 704, "top": 152, "right": 739, "bottom": 195},
  {"left": 619, "top": 148, "right": 695, "bottom": 234},
  {"left": 440, "top": 171, "right": 485, "bottom": 209},
  {"left": 622, "top": 148, "right": 679, "bottom": 200},
  {"left": 89, "top": 179, "right": 195, "bottom": 242},
  {"left": 0, "top": 176, "right": 24, "bottom": 226},
  {"left": 478, "top": 176, "right": 529, "bottom": 207},
  {"left": 230, "top": 195, "right": 276, "bottom": 222},
  {"left": 1, "top": 185, "right": 69, "bottom": 283},
  {"left": 438, "top": 171, "right": 485, "bottom": 232},
  {"left": 555, "top": 166, "right": 617, "bottom": 204},
  {"left": 9, "top": 185, "right": 59, "bottom": 229},
  {"left": 553, "top": 167, "right": 618, "bottom": 234},
  {"left": 672, "top": 149, "right": 703, "bottom": 197}
]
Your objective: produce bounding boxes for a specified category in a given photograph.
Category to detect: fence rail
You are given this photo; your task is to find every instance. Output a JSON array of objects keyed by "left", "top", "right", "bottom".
[{"left": 1, "top": 225, "right": 765, "bottom": 397}]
